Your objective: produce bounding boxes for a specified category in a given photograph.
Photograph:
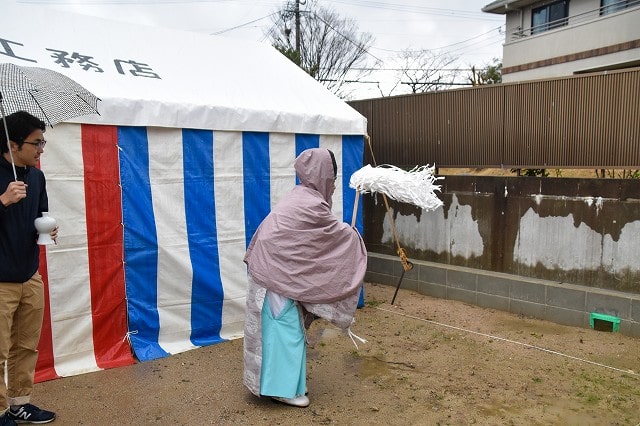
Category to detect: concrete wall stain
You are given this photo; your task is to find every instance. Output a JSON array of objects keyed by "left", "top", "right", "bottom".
[
  {"left": 380, "top": 194, "right": 484, "bottom": 258},
  {"left": 363, "top": 175, "right": 640, "bottom": 293}
]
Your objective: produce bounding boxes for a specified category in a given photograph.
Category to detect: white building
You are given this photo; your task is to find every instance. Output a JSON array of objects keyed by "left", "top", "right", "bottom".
[{"left": 482, "top": 0, "right": 640, "bottom": 82}]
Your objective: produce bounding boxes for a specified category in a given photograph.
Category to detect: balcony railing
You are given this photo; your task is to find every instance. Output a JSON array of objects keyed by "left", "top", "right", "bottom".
[{"left": 511, "top": 0, "right": 640, "bottom": 38}]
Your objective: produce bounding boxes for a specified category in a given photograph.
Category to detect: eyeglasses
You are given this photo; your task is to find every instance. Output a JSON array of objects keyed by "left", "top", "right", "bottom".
[{"left": 22, "top": 139, "right": 47, "bottom": 149}]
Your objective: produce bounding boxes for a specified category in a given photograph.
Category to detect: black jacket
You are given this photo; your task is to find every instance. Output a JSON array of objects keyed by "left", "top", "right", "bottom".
[{"left": 0, "top": 155, "right": 48, "bottom": 283}]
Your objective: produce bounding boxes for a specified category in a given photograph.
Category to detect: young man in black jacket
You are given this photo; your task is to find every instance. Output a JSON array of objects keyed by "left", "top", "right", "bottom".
[{"left": 0, "top": 111, "right": 57, "bottom": 425}]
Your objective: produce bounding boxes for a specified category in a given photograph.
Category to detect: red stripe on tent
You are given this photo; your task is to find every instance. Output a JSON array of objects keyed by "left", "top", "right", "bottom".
[
  {"left": 82, "top": 124, "right": 135, "bottom": 369},
  {"left": 35, "top": 246, "right": 60, "bottom": 383}
]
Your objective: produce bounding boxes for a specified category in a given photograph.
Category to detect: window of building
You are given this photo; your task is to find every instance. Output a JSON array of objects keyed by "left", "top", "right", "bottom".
[
  {"left": 600, "top": 0, "right": 635, "bottom": 15},
  {"left": 531, "top": 1, "right": 569, "bottom": 34}
]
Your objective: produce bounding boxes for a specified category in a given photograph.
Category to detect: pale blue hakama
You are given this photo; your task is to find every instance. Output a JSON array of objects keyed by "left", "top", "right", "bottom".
[{"left": 259, "top": 292, "right": 306, "bottom": 398}]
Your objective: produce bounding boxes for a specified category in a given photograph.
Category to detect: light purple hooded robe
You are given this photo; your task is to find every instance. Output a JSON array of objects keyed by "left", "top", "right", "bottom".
[
  {"left": 243, "top": 148, "right": 368, "bottom": 396},
  {"left": 244, "top": 148, "right": 367, "bottom": 303}
]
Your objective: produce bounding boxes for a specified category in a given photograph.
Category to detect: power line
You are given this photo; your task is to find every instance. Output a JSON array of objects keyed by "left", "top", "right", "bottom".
[
  {"left": 370, "top": 25, "right": 504, "bottom": 54},
  {"left": 401, "top": 81, "right": 474, "bottom": 86},
  {"left": 310, "top": 11, "right": 384, "bottom": 63},
  {"left": 308, "top": 12, "right": 503, "bottom": 65},
  {"left": 340, "top": 67, "right": 495, "bottom": 72},
  {"left": 446, "top": 32, "right": 505, "bottom": 56},
  {"left": 209, "top": 12, "right": 277, "bottom": 35},
  {"left": 18, "top": 0, "right": 274, "bottom": 4},
  {"left": 319, "top": 79, "right": 380, "bottom": 84},
  {"left": 434, "top": 25, "right": 504, "bottom": 50},
  {"left": 326, "top": 0, "right": 504, "bottom": 21}
]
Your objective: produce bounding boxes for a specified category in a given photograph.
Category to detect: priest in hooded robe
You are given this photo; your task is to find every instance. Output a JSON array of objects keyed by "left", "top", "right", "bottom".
[{"left": 243, "top": 148, "right": 367, "bottom": 408}]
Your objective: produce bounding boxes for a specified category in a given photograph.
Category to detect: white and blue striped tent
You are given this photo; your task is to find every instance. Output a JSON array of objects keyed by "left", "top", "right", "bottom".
[{"left": 1, "top": 4, "right": 366, "bottom": 381}]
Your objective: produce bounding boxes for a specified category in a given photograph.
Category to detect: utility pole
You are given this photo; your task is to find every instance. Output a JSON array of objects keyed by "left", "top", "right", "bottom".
[{"left": 295, "top": 0, "right": 301, "bottom": 57}]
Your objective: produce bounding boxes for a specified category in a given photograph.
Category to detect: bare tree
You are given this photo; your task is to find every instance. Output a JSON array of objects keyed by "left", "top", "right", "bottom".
[
  {"left": 266, "top": 0, "right": 378, "bottom": 98},
  {"left": 394, "top": 49, "right": 460, "bottom": 94}
]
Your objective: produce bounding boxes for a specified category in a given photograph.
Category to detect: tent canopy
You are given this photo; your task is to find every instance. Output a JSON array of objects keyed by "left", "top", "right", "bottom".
[{"left": 1, "top": 3, "right": 366, "bottom": 135}]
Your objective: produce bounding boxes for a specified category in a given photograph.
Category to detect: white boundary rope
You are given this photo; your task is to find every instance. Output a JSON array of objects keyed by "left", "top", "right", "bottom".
[{"left": 375, "top": 306, "right": 639, "bottom": 377}]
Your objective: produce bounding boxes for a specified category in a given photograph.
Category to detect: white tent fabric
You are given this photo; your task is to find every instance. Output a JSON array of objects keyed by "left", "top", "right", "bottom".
[
  {"left": 1, "top": 3, "right": 366, "bottom": 134},
  {"left": 0, "top": 4, "right": 367, "bottom": 381}
]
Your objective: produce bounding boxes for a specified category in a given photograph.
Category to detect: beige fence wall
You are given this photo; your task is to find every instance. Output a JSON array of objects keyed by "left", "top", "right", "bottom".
[
  {"left": 349, "top": 69, "right": 640, "bottom": 298},
  {"left": 349, "top": 68, "right": 640, "bottom": 170}
]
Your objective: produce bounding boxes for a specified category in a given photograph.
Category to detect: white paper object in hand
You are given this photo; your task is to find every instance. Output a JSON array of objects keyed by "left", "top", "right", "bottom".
[{"left": 349, "top": 164, "right": 444, "bottom": 211}]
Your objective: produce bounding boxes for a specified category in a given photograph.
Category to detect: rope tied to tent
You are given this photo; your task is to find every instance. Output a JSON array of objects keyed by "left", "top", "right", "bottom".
[{"left": 123, "top": 330, "right": 138, "bottom": 343}]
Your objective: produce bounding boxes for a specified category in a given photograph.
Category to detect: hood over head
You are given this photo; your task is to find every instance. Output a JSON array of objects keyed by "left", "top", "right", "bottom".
[
  {"left": 244, "top": 148, "right": 367, "bottom": 304},
  {"left": 294, "top": 148, "right": 336, "bottom": 208}
]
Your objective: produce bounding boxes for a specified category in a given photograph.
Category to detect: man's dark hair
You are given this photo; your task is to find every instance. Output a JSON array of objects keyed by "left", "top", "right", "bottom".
[{"left": 0, "top": 111, "right": 46, "bottom": 154}]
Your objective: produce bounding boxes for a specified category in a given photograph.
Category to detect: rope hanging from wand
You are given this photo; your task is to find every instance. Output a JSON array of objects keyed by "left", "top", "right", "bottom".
[{"left": 350, "top": 135, "right": 444, "bottom": 304}]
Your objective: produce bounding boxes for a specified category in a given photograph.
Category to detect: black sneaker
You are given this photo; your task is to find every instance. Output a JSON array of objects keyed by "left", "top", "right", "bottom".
[
  {"left": 0, "top": 413, "right": 18, "bottom": 426},
  {"left": 8, "top": 405, "right": 55, "bottom": 424}
]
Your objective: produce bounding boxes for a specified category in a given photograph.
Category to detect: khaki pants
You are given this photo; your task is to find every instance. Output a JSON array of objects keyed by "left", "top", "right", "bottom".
[{"left": 0, "top": 273, "right": 44, "bottom": 413}]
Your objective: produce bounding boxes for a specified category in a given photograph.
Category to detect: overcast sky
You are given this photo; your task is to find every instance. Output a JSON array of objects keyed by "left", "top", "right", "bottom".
[{"left": 13, "top": 0, "right": 505, "bottom": 99}]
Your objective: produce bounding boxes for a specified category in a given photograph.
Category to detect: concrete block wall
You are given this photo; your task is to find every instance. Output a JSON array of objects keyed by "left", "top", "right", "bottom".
[{"left": 366, "top": 253, "right": 640, "bottom": 338}]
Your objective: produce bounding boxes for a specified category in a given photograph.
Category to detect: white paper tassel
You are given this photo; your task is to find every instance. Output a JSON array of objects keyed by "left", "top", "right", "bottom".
[
  {"left": 346, "top": 327, "right": 367, "bottom": 350},
  {"left": 349, "top": 164, "right": 444, "bottom": 211}
]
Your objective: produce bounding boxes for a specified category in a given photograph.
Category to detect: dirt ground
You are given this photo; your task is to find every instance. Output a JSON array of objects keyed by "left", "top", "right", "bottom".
[{"left": 34, "top": 282, "right": 640, "bottom": 425}]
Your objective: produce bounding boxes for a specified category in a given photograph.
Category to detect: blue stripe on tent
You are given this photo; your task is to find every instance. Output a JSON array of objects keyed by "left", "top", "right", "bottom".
[
  {"left": 341, "top": 135, "right": 364, "bottom": 232},
  {"left": 342, "top": 135, "right": 366, "bottom": 308},
  {"left": 182, "top": 129, "right": 225, "bottom": 346},
  {"left": 243, "top": 132, "right": 271, "bottom": 247},
  {"left": 118, "top": 126, "right": 168, "bottom": 361},
  {"left": 295, "top": 134, "right": 319, "bottom": 185},
  {"left": 295, "top": 134, "right": 319, "bottom": 156}
]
